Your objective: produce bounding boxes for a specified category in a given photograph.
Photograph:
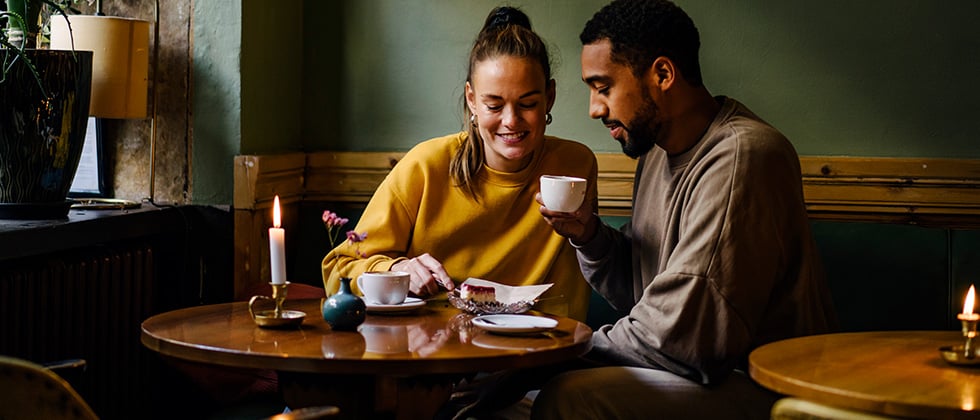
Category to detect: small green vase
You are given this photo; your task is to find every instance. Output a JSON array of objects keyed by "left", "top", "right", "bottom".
[{"left": 322, "top": 277, "right": 366, "bottom": 331}]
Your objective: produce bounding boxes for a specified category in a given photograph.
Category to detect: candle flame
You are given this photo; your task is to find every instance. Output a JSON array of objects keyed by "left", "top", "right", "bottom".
[
  {"left": 273, "top": 195, "right": 281, "bottom": 228},
  {"left": 965, "top": 285, "right": 976, "bottom": 316}
]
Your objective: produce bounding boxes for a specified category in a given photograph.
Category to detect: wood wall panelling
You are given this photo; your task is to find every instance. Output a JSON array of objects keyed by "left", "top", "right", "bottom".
[
  {"left": 800, "top": 157, "right": 980, "bottom": 228},
  {"left": 233, "top": 154, "right": 306, "bottom": 298},
  {"left": 233, "top": 152, "right": 980, "bottom": 295},
  {"left": 305, "top": 151, "right": 402, "bottom": 203}
]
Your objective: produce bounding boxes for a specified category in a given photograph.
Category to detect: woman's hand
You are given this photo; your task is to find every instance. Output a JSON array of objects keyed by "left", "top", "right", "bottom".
[
  {"left": 537, "top": 193, "right": 599, "bottom": 245},
  {"left": 391, "top": 253, "right": 455, "bottom": 297}
]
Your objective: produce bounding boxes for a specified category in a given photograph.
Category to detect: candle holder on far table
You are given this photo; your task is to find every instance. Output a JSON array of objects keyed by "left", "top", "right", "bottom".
[
  {"left": 248, "top": 282, "right": 306, "bottom": 328},
  {"left": 940, "top": 312, "right": 980, "bottom": 366}
]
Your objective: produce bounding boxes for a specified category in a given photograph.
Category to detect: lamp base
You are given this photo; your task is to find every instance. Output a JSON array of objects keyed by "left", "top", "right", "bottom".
[{"left": 0, "top": 201, "right": 73, "bottom": 220}]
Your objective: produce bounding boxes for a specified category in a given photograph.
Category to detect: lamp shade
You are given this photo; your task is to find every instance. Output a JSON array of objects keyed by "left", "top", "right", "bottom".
[{"left": 50, "top": 15, "right": 150, "bottom": 119}]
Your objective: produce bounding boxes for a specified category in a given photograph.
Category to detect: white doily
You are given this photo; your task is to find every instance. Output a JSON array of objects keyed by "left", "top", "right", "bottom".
[{"left": 447, "top": 290, "right": 534, "bottom": 314}]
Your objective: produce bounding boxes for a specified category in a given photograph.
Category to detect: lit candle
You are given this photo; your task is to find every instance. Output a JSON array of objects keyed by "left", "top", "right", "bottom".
[
  {"left": 269, "top": 195, "right": 287, "bottom": 285},
  {"left": 961, "top": 285, "right": 978, "bottom": 321}
]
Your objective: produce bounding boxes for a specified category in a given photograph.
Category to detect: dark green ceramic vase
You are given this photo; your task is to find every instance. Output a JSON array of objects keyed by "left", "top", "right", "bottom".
[
  {"left": 0, "top": 49, "right": 93, "bottom": 219},
  {"left": 322, "top": 277, "right": 366, "bottom": 331}
]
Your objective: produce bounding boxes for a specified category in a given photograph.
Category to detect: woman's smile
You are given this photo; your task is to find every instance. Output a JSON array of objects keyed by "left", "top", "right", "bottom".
[{"left": 497, "top": 131, "right": 529, "bottom": 144}]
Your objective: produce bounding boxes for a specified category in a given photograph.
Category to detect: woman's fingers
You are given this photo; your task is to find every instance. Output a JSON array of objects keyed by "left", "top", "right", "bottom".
[
  {"left": 394, "top": 253, "right": 452, "bottom": 297},
  {"left": 415, "top": 253, "right": 454, "bottom": 292}
]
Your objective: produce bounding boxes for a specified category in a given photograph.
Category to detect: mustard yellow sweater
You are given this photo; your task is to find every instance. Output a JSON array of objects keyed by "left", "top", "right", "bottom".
[{"left": 322, "top": 132, "right": 597, "bottom": 321}]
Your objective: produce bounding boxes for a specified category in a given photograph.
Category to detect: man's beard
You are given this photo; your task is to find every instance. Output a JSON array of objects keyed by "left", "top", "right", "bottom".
[{"left": 619, "top": 95, "right": 660, "bottom": 159}]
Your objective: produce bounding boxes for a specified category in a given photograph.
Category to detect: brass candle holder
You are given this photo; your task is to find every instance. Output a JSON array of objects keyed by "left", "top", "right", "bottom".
[
  {"left": 940, "top": 313, "right": 980, "bottom": 366},
  {"left": 248, "top": 282, "right": 306, "bottom": 328}
]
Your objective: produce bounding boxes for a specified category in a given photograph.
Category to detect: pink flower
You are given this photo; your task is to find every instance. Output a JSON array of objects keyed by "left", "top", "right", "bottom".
[
  {"left": 322, "top": 210, "right": 350, "bottom": 248},
  {"left": 322, "top": 208, "right": 368, "bottom": 257},
  {"left": 346, "top": 230, "right": 368, "bottom": 257},
  {"left": 346, "top": 230, "right": 367, "bottom": 242},
  {"left": 322, "top": 210, "right": 349, "bottom": 228}
]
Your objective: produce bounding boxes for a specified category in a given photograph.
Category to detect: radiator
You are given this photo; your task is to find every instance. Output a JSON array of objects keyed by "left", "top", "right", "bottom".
[{"left": 0, "top": 243, "right": 155, "bottom": 420}]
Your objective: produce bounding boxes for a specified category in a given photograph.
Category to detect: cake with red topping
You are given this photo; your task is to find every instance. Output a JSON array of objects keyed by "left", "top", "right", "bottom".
[{"left": 460, "top": 284, "right": 496, "bottom": 304}]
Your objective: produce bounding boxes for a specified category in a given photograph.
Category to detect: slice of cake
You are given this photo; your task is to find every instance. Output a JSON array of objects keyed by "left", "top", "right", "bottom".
[{"left": 460, "top": 283, "right": 496, "bottom": 304}]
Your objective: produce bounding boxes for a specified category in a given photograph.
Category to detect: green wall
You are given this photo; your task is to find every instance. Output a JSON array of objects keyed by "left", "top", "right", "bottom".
[
  {"left": 192, "top": 0, "right": 980, "bottom": 203},
  {"left": 241, "top": 1, "right": 305, "bottom": 155},
  {"left": 192, "top": 1, "right": 242, "bottom": 204},
  {"left": 192, "top": 0, "right": 306, "bottom": 205},
  {"left": 303, "top": 0, "right": 980, "bottom": 158}
]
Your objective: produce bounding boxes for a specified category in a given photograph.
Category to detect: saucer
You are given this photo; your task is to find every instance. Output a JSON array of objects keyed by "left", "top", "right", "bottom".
[
  {"left": 939, "top": 345, "right": 980, "bottom": 366},
  {"left": 365, "top": 297, "right": 425, "bottom": 314},
  {"left": 251, "top": 310, "right": 306, "bottom": 328},
  {"left": 471, "top": 314, "right": 557, "bottom": 335}
]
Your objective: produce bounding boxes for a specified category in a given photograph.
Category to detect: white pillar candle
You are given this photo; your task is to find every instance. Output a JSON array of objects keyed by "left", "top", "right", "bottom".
[{"left": 269, "top": 195, "right": 287, "bottom": 285}]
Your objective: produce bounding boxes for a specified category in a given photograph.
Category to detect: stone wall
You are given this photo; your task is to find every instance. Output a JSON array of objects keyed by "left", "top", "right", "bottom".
[{"left": 72, "top": 0, "right": 192, "bottom": 204}]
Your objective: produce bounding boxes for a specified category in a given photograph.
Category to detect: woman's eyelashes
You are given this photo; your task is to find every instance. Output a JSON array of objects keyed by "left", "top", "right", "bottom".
[{"left": 484, "top": 101, "right": 539, "bottom": 112}]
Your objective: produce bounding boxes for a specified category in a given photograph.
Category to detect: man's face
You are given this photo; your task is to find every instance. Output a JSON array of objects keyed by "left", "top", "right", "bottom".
[{"left": 581, "top": 39, "right": 661, "bottom": 158}]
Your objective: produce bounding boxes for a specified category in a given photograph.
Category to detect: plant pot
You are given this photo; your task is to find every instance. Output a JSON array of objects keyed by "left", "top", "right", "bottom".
[{"left": 0, "top": 49, "right": 93, "bottom": 219}]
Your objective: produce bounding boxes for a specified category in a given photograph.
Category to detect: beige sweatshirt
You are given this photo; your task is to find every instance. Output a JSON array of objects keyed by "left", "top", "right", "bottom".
[{"left": 577, "top": 97, "right": 837, "bottom": 384}]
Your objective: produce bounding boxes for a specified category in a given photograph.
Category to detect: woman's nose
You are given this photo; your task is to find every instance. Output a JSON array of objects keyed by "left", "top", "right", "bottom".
[{"left": 502, "top": 106, "right": 520, "bottom": 127}]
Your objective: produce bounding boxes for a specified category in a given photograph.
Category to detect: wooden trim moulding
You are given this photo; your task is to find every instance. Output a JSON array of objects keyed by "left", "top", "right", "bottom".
[
  {"left": 800, "top": 156, "right": 980, "bottom": 228},
  {"left": 234, "top": 152, "right": 980, "bottom": 295},
  {"left": 234, "top": 152, "right": 980, "bottom": 223}
]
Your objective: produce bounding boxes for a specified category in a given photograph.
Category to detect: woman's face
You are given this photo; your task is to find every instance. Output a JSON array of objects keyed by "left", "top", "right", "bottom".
[{"left": 466, "top": 55, "right": 555, "bottom": 173}]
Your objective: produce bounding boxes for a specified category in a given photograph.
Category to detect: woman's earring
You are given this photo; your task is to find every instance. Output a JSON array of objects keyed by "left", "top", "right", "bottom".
[
  {"left": 470, "top": 114, "right": 479, "bottom": 128},
  {"left": 546, "top": 112, "right": 553, "bottom": 125}
]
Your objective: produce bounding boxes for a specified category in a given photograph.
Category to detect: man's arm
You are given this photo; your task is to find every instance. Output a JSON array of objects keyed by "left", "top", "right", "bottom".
[{"left": 574, "top": 219, "right": 636, "bottom": 311}]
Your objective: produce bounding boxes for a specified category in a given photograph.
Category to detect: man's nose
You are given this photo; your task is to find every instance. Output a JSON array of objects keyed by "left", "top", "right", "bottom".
[{"left": 588, "top": 94, "right": 606, "bottom": 120}]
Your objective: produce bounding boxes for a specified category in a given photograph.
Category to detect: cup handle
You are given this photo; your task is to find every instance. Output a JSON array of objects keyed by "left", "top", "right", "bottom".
[
  {"left": 248, "top": 294, "right": 272, "bottom": 319},
  {"left": 356, "top": 276, "right": 363, "bottom": 294}
]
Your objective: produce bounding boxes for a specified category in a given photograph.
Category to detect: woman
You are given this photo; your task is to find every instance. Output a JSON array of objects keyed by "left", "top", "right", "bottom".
[{"left": 322, "top": 6, "right": 597, "bottom": 321}]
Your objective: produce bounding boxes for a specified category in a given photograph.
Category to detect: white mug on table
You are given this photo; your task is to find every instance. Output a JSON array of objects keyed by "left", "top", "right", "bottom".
[{"left": 357, "top": 271, "right": 410, "bottom": 305}]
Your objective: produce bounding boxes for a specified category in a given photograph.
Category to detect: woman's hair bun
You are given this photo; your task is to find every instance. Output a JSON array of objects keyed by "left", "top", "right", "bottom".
[{"left": 483, "top": 6, "right": 532, "bottom": 32}]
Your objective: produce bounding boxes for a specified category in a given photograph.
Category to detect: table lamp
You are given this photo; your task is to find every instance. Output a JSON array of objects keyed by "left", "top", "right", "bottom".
[{"left": 49, "top": 7, "right": 151, "bottom": 209}]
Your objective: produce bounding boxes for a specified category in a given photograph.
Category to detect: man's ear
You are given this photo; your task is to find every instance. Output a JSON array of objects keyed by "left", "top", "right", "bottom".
[
  {"left": 651, "top": 56, "right": 675, "bottom": 90},
  {"left": 545, "top": 78, "right": 557, "bottom": 112}
]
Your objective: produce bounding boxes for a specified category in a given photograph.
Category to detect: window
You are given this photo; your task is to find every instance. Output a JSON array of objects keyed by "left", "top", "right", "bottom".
[{"left": 69, "top": 117, "right": 109, "bottom": 198}]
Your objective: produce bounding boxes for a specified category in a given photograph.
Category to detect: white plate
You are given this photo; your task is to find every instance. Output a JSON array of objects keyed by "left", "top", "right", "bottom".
[
  {"left": 365, "top": 297, "right": 425, "bottom": 313},
  {"left": 471, "top": 314, "right": 558, "bottom": 334}
]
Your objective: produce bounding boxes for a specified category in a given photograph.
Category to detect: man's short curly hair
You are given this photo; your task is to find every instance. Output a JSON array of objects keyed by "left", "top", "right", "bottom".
[{"left": 580, "top": 0, "right": 703, "bottom": 86}]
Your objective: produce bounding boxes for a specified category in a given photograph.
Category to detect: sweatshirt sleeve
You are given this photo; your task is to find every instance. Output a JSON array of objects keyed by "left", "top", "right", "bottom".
[
  {"left": 321, "top": 156, "right": 419, "bottom": 295},
  {"left": 574, "top": 155, "right": 643, "bottom": 311},
  {"left": 575, "top": 221, "right": 636, "bottom": 311}
]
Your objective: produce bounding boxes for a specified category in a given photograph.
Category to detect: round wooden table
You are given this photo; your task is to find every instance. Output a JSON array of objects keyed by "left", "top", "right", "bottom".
[
  {"left": 141, "top": 298, "right": 592, "bottom": 419},
  {"left": 749, "top": 331, "right": 980, "bottom": 419}
]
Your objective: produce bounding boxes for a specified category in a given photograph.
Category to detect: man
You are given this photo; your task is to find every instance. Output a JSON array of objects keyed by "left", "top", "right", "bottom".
[{"left": 534, "top": 0, "right": 838, "bottom": 418}]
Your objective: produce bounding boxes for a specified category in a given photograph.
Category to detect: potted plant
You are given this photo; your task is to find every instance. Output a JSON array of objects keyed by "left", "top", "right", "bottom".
[{"left": 0, "top": 0, "right": 93, "bottom": 219}]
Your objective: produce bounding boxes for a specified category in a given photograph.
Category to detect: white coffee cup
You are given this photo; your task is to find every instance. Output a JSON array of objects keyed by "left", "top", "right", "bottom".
[
  {"left": 540, "top": 175, "right": 587, "bottom": 212},
  {"left": 357, "top": 271, "right": 410, "bottom": 305}
]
